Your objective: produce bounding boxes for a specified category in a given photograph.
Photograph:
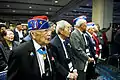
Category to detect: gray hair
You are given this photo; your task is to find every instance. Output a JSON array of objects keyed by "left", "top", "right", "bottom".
[
  {"left": 56, "top": 20, "right": 71, "bottom": 34},
  {"left": 74, "top": 19, "right": 87, "bottom": 27}
]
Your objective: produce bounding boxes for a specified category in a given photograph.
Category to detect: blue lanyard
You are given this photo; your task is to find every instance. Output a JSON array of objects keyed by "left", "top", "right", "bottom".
[{"left": 37, "top": 48, "right": 47, "bottom": 55}]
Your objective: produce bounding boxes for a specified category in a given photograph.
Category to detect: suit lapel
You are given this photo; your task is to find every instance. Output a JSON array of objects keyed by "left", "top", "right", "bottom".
[
  {"left": 75, "top": 29, "right": 86, "bottom": 49},
  {"left": 56, "top": 35, "right": 67, "bottom": 59},
  {"left": 27, "top": 40, "right": 41, "bottom": 78}
]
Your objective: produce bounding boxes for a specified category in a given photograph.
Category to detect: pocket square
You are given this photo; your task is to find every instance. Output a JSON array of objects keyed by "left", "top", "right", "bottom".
[{"left": 30, "top": 52, "right": 34, "bottom": 56}]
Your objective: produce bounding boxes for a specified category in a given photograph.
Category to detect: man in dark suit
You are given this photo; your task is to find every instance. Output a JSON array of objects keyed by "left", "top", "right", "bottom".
[
  {"left": 70, "top": 17, "right": 94, "bottom": 80},
  {"left": 13, "top": 23, "right": 24, "bottom": 43},
  {"left": 50, "top": 20, "right": 78, "bottom": 80},
  {"left": 7, "top": 16, "right": 55, "bottom": 80}
]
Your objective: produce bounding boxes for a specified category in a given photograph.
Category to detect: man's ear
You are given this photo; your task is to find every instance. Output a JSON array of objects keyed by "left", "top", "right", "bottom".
[
  {"left": 30, "top": 31, "right": 35, "bottom": 39},
  {"left": 59, "top": 28, "right": 64, "bottom": 35}
]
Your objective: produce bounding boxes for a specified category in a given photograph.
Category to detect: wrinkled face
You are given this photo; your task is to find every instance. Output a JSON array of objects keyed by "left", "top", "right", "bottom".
[
  {"left": 87, "top": 28, "right": 94, "bottom": 34},
  {"left": 81, "top": 22, "right": 87, "bottom": 32},
  {"left": 4, "top": 30, "right": 14, "bottom": 41},
  {"left": 22, "top": 25, "right": 27, "bottom": 30},
  {"left": 93, "top": 26, "right": 99, "bottom": 32},
  {"left": 59, "top": 24, "right": 72, "bottom": 38},
  {"left": 31, "top": 28, "right": 52, "bottom": 45},
  {"left": 0, "top": 27, "right": 6, "bottom": 33}
]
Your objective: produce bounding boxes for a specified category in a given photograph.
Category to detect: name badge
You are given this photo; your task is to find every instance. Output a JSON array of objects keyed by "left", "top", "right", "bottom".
[
  {"left": 94, "top": 47, "right": 96, "bottom": 50},
  {"left": 99, "top": 45, "right": 102, "bottom": 49},
  {"left": 68, "top": 62, "right": 73, "bottom": 71},
  {"left": 86, "top": 49, "right": 89, "bottom": 53}
]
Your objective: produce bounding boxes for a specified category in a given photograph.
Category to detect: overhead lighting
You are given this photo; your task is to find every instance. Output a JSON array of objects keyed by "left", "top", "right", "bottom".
[
  {"left": 55, "top": 0, "right": 58, "bottom": 4},
  {"left": 29, "top": 6, "right": 32, "bottom": 9},
  {"left": 12, "top": 10, "right": 15, "bottom": 12},
  {"left": 45, "top": 12, "right": 49, "bottom": 14},
  {"left": 6, "top": 5, "right": 10, "bottom": 7},
  {"left": 30, "top": 11, "right": 32, "bottom": 13},
  {"left": 86, "top": 4, "right": 89, "bottom": 6},
  {"left": 49, "top": 8, "right": 52, "bottom": 10}
]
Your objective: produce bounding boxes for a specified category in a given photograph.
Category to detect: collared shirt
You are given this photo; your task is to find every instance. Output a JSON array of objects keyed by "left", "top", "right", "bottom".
[
  {"left": 86, "top": 31, "right": 95, "bottom": 44},
  {"left": 33, "top": 40, "right": 52, "bottom": 77},
  {"left": 58, "top": 35, "right": 68, "bottom": 58},
  {"left": 15, "top": 28, "right": 23, "bottom": 42},
  {"left": 76, "top": 28, "right": 88, "bottom": 46}
]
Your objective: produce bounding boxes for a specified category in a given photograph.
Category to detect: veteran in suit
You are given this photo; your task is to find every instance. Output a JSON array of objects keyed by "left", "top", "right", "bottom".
[
  {"left": 7, "top": 16, "right": 55, "bottom": 80},
  {"left": 50, "top": 20, "right": 78, "bottom": 80},
  {"left": 70, "top": 17, "right": 94, "bottom": 80}
]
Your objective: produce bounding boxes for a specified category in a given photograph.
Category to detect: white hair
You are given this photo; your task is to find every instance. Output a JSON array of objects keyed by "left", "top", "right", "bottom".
[
  {"left": 74, "top": 19, "right": 87, "bottom": 27},
  {"left": 56, "top": 20, "right": 71, "bottom": 34},
  {"left": 86, "top": 25, "right": 93, "bottom": 30}
]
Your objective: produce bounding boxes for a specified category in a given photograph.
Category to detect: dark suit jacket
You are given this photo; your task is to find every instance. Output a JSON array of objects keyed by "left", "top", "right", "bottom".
[
  {"left": 13, "top": 29, "right": 24, "bottom": 42},
  {"left": 7, "top": 40, "right": 55, "bottom": 80},
  {"left": 50, "top": 35, "right": 75, "bottom": 80},
  {"left": 85, "top": 33, "right": 96, "bottom": 58}
]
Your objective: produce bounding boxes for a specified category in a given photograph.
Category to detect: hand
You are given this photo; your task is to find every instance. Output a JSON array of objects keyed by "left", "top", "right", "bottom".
[
  {"left": 88, "top": 57, "right": 94, "bottom": 63},
  {"left": 95, "top": 54, "right": 98, "bottom": 58},
  {"left": 67, "top": 73, "right": 76, "bottom": 79},
  {"left": 73, "top": 72, "right": 78, "bottom": 80}
]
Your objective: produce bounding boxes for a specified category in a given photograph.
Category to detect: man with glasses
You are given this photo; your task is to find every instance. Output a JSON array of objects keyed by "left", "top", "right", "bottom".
[{"left": 7, "top": 16, "right": 55, "bottom": 80}]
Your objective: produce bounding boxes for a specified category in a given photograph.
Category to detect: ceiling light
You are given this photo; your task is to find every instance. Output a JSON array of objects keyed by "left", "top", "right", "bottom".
[
  {"left": 45, "top": 12, "right": 49, "bottom": 14},
  {"left": 49, "top": 8, "right": 52, "bottom": 10},
  {"left": 6, "top": 5, "right": 10, "bottom": 7},
  {"left": 12, "top": 10, "right": 15, "bottom": 12},
  {"left": 29, "top": 6, "right": 32, "bottom": 9},
  {"left": 86, "top": 4, "right": 89, "bottom": 6},
  {"left": 30, "top": 11, "right": 32, "bottom": 13},
  {"left": 55, "top": 0, "right": 58, "bottom": 4}
]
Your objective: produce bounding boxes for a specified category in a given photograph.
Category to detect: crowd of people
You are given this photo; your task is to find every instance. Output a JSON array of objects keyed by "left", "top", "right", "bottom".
[{"left": 0, "top": 15, "right": 111, "bottom": 80}]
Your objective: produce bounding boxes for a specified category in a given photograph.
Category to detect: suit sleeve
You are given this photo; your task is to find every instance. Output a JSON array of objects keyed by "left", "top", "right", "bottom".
[
  {"left": 7, "top": 50, "right": 19, "bottom": 80},
  {"left": 70, "top": 32, "right": 89, "bottom": 62}
]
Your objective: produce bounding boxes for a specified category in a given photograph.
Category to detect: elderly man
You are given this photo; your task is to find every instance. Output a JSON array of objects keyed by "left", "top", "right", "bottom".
[
  {"left": 7, "top": 16, "right": 55, "bottom": 80},
  {"left": 13, "top": 23, "right": 24, "bottom": 43},
  {"left": 50, "top": 20, "right": 78, "bottom": 80},
  {"left": 70, "top": 17, "right": 94, "bottom": 80}
]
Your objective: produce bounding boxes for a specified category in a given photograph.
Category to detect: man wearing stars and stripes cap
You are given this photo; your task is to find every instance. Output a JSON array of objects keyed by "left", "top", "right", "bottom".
[
  {"left": 73, "top": 15, "right": 87, "bottom": 26},
  {"left": 7, "top": 15, "right": 56, "bottom": 80},
  {"left": 22, "top": 15, "right": 50, "bottom": 42},
  {"left": 70, "top": 16, "right": 95, "bottom": 80}
]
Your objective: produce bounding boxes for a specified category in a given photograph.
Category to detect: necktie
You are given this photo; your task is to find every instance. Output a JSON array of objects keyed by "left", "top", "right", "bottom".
[{"left": 63, "top": 39, "right": 70, "bottom": 47}]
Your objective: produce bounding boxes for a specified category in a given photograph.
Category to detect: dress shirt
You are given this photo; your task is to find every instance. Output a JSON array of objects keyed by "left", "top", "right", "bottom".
[
  {"left": 33, "top": 40, "right": 52, "bottom": 77},
  {"left": 15, "top": 28, "right": 23, "bottom": 42},
  {"left": 58, "top": 35, "right": 73, "bottom": 72}
]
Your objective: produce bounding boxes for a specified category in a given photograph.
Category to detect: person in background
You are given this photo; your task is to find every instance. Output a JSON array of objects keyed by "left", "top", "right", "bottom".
[
  {"left": 50, "top": 20, "right": 78, "bottom": 80},
  {"left": 49, "top": 21, "right": 56, "bottom": 39},
  {"left": 7, "top": 16, "right": 55, "bottom": 80},
  {"left": 0, "top": 24, "right": 7, "bottom": 33},
  {"left": 1, "top": 29, "right": 19, "bottom": 50},
  {"left": 13, "top": 23, "right": 24, "bottom": 43},
  {"left": 92, "top": 24, "right": 102, "bottom": 59},
  {"left": 70, "top": 17, "right": 94, "bottom": 80},
  {"left": 96, "top": 24, "right": 110, "bottom": 58},
  {"left": 85, "top": 22, "right": 98, "bottom": 79},
  {"left": 0, "top": 29, "right": 20, "bottom": 67},
  {"left": 22, "top": 25, "right": 28, "bottom": 37}
]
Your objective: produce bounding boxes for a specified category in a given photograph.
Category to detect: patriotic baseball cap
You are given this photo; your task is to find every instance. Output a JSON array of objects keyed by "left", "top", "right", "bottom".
[{"left": 28, "top": 16, "right": 50, "bottom": 30}]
